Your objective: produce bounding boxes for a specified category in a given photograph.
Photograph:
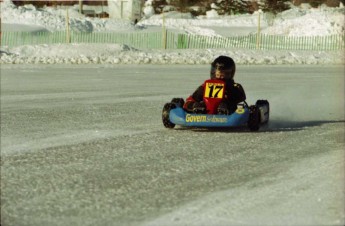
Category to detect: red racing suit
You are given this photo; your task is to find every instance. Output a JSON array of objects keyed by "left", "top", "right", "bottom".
[{"left": 183, "top": 79, "right": 246, "bottom": 113}]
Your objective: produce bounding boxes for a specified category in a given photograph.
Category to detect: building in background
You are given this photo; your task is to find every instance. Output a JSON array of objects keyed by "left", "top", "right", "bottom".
[{"left": 107, "top": 0, "right": 143, "bottom": 23}]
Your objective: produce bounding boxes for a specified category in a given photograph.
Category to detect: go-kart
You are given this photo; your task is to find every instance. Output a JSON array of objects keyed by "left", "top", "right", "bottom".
[{"left": 162, "top": 79, "right": 269, "bottom": 131}]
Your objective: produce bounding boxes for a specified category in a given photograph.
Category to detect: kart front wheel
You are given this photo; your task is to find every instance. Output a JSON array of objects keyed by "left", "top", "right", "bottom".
[
  {"left": 171, "top": 98, "right": 185, "bottom": 108},
  {"left": 162, "top": 103, "right": 176, "bottom": 128},
  {"left": 256, "top": 100, "right": 270, "bottom": 124}
]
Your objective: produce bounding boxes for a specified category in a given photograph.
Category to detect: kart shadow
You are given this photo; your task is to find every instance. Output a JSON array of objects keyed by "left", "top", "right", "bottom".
[{"left": 174, "top": 120, "right": 345, "bottom": 133}]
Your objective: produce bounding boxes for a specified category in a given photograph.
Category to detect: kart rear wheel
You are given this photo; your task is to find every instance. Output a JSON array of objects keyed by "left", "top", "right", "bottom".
[
  {"left": 248, "top": 105, "right": 260, "bottom": 131},
  {"left": 162, "top": 103, "right": 176, "bottom": 128}
]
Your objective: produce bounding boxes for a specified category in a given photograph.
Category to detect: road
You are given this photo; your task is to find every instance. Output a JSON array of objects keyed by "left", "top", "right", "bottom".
[{"left": 1, "top": 64, "right": 344, "bottom": 226}]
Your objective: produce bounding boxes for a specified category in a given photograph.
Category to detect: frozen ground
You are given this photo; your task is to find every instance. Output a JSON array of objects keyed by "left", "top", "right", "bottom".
[
  {"left": 1, "top": 1, "right": 344, "bottom": 225},
  {"left": 1, "top": 64, "right": 344, "bottom": 226}
]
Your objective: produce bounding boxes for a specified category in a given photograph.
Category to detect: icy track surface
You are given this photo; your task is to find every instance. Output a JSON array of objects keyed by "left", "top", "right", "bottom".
[{"left": 1, "top": 65, "right": 344, "bottom": 226}]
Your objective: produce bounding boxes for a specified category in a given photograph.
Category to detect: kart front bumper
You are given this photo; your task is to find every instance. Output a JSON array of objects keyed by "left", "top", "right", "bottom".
[{"left": 169, "top": 107, "right": 250, "bottom": 127}]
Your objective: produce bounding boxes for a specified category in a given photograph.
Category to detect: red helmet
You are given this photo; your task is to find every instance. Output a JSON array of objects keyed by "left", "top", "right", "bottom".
[{"left": 210, "top": 56, "right": 236, "bottom": 81}]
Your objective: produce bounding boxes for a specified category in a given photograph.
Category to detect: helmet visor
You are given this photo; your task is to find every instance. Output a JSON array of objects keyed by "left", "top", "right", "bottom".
[{"left": 211, "top": 67, "right": 234, "bottom": 80}]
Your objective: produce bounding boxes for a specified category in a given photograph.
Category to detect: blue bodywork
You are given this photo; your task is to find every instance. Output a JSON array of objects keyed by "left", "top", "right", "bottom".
[{"left": 169, "top": 106, "right": 250, "bottom": 127}]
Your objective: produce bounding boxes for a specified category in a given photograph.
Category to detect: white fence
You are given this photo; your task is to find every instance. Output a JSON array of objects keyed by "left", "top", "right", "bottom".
[{"left": 1, "top": 31, "right": 344, "bottom": 51}]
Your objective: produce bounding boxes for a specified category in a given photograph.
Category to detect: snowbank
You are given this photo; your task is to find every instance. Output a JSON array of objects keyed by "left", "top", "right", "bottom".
[
  {"left": 1, "top": 44, "right": 343, "bottom": 65},
  {"left": 262, "top": 7, "right": 345, "bottom": 36}
]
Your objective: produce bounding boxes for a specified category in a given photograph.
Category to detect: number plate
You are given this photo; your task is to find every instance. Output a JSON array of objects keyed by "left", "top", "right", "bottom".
[{"left": 204, "top": 82, "right": 225, "bottom": 99}]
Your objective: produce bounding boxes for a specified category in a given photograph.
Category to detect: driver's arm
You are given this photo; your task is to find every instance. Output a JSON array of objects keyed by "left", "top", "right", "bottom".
[{"left": 183, "top": 85, "right": 204, "bottom": 111}]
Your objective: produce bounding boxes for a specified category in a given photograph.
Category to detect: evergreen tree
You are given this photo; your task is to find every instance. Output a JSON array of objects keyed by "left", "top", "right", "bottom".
[
  {"left": 261, "top": 0, "right": 290, "bottom": 14},
  {"left": 214, "top": 0, "right": 253, "bottom": 15}
]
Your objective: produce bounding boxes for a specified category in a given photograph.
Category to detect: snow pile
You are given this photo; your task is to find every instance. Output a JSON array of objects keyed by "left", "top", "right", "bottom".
[
  {"left": 0, "top": 43, "right": 137, "bottom": 64},
  {"left": 1, "top": 0, "right": 88, "bottom": 32},
  {"left": 0, "top": 0, "right": 137, "bottom": 32},
  {"left": 262, "top": 7, "right": 345, "bottom": 36}
]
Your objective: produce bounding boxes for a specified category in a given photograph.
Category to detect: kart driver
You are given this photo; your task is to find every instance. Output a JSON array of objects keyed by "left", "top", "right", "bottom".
[{"left": 183, "top": 55, "right": 246, "bottom": 115}]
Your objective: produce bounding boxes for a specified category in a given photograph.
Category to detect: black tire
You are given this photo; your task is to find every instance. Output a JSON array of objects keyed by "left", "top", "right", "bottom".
[
  {"left": 171, "top": 98, "right": 185, "bottom": 108},
  {"left": 248, "top": 105, "right": 260, "bottom": 131},
  {"left": 256, "top": 100, "right": 269, "bottom": 107},
  {"left": 256, "top": 100, "right": 270, "bottom": 123},
  {"left": 162, "top": 103, "right": 176, "bottom": 128},
  {"left": 255, "top": 100, "right": 270, "bottom": 122}
]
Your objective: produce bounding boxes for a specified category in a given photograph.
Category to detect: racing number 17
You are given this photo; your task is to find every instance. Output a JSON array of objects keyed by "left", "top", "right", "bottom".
[{"left": 204, "top": 83, "right": 224, "bottom": 98}]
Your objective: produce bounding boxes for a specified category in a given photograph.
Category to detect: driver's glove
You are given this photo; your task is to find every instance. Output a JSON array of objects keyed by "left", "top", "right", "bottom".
[{"left": 193, "top": 102, "right": 206, "bottom": 114}]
